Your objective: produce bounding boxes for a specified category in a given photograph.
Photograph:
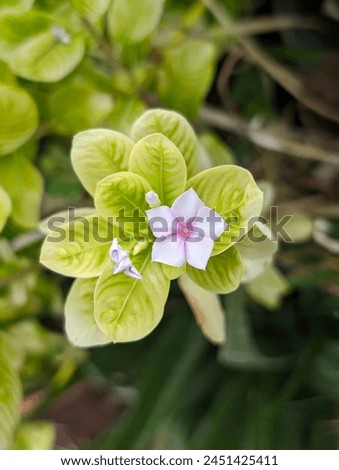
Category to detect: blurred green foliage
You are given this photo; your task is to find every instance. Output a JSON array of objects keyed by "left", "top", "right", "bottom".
[{"left": 0, "top": 0, "right": 338, "bottom": 450}]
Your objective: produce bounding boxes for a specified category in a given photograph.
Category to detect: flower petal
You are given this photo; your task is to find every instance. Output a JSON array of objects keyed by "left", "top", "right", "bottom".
[
  {"left": 171, "top": 188, "right": 205, "bottom": 220},
  {"left": 113, "top": 256, "right": 132, "bottom": 274},
  {"left": 185, "top": 236, "right": 214, "bottom": 270},
  {"left": 193, "top": 206, "right": 227, "bottom": 240},
  {"left": 152, "top": 235, "right": 186, "bottom": 267},
  {"left": 125, "top": 265, "right": 143, "bottom": 280},
  {"left": 146, "top": 206, "right": 175, "bottom": 238}
]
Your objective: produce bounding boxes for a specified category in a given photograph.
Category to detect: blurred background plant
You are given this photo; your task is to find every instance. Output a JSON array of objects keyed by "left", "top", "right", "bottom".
[{"left": 0, "top": 0, "right": 339, "bottom": 450}]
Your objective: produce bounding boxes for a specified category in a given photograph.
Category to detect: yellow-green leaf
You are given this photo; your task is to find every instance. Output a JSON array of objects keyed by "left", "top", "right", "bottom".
[
  {"left": 0, "top": 154, "right": 43, "bottom": 228},
  {"left": 48, "top": 84, "right": 114, "bottom": 136},
  {"left": 245, "top": 265, "right": 290, "bottom": 310},
  {"left": 94, "top": 249, "right": 170, "bottom": 342},
  {"left": 129, "top": 133, "right": 187, "bottom": 206},
  {"left": 108, "top": 0, "right": 165, "bottom": 45},
  {"left": 13, "top": 422, "right": 55, "bottom": 450},
  {"left": 0, "top": 186, "right": 11, "bottom": 232},
  {"left": 71, "top": 129, "right": 133, "bottom": 196},
  {"left": 237, "top": 222, "right": 277, "bottom": 282},
  {"left": 132, "top": 109, "right": 199, "bottom": 178},
  {"left": 71, "top": 0, "right": 110, "bottom": 18},
  {"left": 158, "top": 39, "right": 216, "bottom": 118},
  {"left": 94, "top": 172, "right": 152, "bottom": 237},
  {"left": 0, "top": 11, "right": 84, "bottom": 82},
  {"left": 187, "top": 246, "right": 243, "bottom": 294},
  {"left": 65, "top": 277, "right": 110, "bottom": 347},
  {"left": 0, "top": 332, "right": 22, "bottom": 450},
  {"left": 40, "top": 214, "right": 116, "bottom": 278},
  {"left": 0, "top": 84, "right": 38, "bottom": 156}
]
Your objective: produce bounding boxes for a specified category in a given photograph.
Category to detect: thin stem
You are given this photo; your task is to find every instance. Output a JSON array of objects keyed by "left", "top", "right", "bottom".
[
  {"left": 202, "top": 0, "right": 339, "bottom": 124},
  {"left": 199, "top": 105, "right": 339, "bottom": 165}
]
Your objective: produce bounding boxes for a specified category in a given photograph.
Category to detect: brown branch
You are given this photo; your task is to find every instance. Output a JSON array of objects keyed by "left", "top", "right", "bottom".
[{"left": 199, "top": 105, "right": 339, "bottom": 165}]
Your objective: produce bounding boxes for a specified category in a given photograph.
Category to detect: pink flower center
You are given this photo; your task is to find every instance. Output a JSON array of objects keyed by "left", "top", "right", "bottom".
[{"left": 177, "top": 221, "right": 193, "bottom": 239}]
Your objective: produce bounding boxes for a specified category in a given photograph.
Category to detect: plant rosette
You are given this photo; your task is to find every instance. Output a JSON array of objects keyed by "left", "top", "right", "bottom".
[{"left": 40, "top": 109, "right": 276, "bottom": 345}]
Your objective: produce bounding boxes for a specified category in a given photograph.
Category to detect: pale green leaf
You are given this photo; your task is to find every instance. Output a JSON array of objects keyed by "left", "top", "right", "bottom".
[
  {"left": 129, "top": 133, "right": 187, "bottom": 206},
  {"left": 71, "top": 129, "right": 133, "bottom": 196},
  {"left": 0, "top": 11, "right": 85, "bottom": 82},
  {"left": 132, "top": 109, "right": 199, "bottom": 178},
  {"left": 0, "top": 0, "right": 35, "bottom": 12},
  {"left": 179, "top": 273, "right": 226, "bottom": 345},
  {"left": 39, "top": 208, "right": 95, "bottom": 235},
  {"left": 0, "top": 332, "right": 22, "bottom": 450},
  {"left": 245, "top": 265, "right": 290, "bottom": 310},
  {"left": 284, "top": 213, "right": 314, "bottom": 243},
  {"left": 161, "top": 263, "right": 186, "bottom": 280},
  {"left": 0, "top": 84, "right": 38, "bottom": 156},
  {"left": 13, "top": 422, "right": 55, "bottom": 450},
  {"left": 158, "top": 39, "right": 216, "bottom": 118},
  {"left": 65, "top": 277, "right": 110, "bottom": 347},
  {"left": 258, "top": 180, "right": 276, "bottom": 214},
  {"left": 48, "top": 84, "right": 114, "bottom": 136},
  {"left": 187, "top": 246, "right": 243, "bottom": 294},
  {"left": 94, "top": 172, "right": 152, "bottom": 237},
  {"left": 40, "top": 214, "right": 116, "bottom": 278},
  {"left": 0, "top": 154, "right": 43, "bottom": 228},
  {"left": 108, "top": 0, "right": 165, "bottom": 45},
  {"left": 71, "top": 0, "right": 110, "bottom": 18},
  {"left": 0, "top": 186, "right": 11, "bottom": 232},
  {"left": 237, "top": 222, "right": 277, "bottom": 282},
  {"left": 108, "top": 96, "right": 146, "bottom": 135},
  {"left": 188, "top": 165, "right": 263, "bottom": 255},
  {"left": 199, "top": 131, "right": 235, "bottom": 170},
  {"left": 95, "top": 249, "right": 170, "bottom": 342}
]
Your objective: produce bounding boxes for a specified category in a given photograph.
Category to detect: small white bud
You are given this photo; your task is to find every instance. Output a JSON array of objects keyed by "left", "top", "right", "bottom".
[{"left": 145, "top": 191, "right": 160, "bottom": 207}]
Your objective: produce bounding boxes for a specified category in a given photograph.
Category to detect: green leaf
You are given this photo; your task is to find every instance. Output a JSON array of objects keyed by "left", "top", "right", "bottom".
[
  {"left": 237, "top": 222, "right": 277, "bottom": 282},
  {"left": 158, "top": 39, "right": 216, "bottom": 118},
  {"left": 199, "top": 131, "right": 235, "bottom": 170},
  {"left": 188, "top": 165, "right": 263, "bottom": 255},
  {"left": 71, "top": 129, "right": 134, "bottom": 196},
  {"left": 178, "top": 273, "right": 226, "bottom": 345},
  {"left": 48, "top": 83, "right": 114, "bottom": 136},
  {"left": 284, "top": 213, "right": 314, "bottom": 243},
  {"left": 0, "top": 84, "right": 38, "bottom": 156},
  {"left": 94, "top": 172, "right": 152, "bottom": 237},
  {"left": 65, "top": 278, "right": 110, "bottom": 347},
  {"left": 245, "top": 265, "right": 289, "bottom": 310},
  {"left": 132, "top": 109, "right": 199, "bottom": 178},
  {"left": 94, "top": 249, "right": 170, "bottom": 342},
  {"left": 13, "top": 422, "right": 55, "bottom": 450},
  {"left": 0, "top": 154, "right": 43, "bottom": 228},
  {"left": 0, "top": 186, "right": 11, "bottom": 232},
  {"left": 40, "top": 214, "right": 116, "bottom": 278},
  {"left": 0, "top": 332, "right": 22, "bottom": 450},
  {"left": 0, "top": 11, "right": 85, "bottom": 82},
  {"left": 129, "top": 133, "right": 187, "bottom": 206},
  {"left": 161, "top": 264, "right": 186, "bottom": 280},
  {"left": 71, "top": 0, "right": 110, "bottom": 18},
  {"left": 108, "top": 0, "right": 165, "bottom": 45},
  {"left": 218, "top": 289, "right": 286, "bottom": 371},
  {"left": 39, "top": 207, "right": 95, "bottom": 235},
  {"left": 108, "top": 96, "right": 146, "bottom": 135},
  {"left": 187, "top": 246, "right": 243, "bottom": 294},
  {"left": 0, "top": 0, "right": 34, "bottom": 12}
]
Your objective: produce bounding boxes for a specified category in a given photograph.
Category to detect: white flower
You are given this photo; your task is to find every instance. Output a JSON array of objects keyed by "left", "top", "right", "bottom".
[
  {"left": 109, "top": 238, "right": 143, "bottom": 280},
  {"left": 146, "top": 188, "right": 226, "bottom": 270}
]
